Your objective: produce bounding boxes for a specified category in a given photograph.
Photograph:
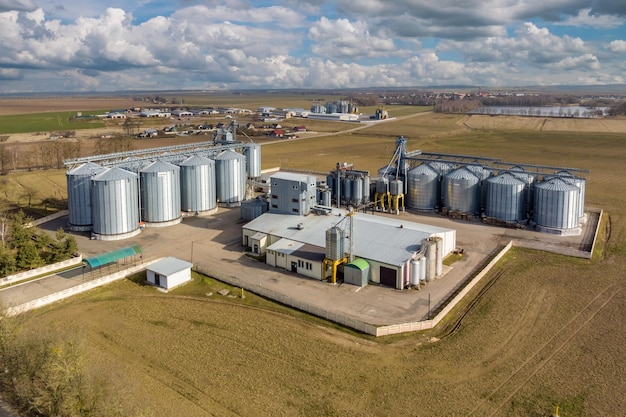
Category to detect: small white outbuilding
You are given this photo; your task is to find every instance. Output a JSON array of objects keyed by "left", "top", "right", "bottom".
[{"left": 145, "top": 257, "right": 193, "bottom": 291}]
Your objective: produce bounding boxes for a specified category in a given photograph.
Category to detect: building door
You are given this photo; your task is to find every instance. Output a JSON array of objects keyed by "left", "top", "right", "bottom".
[
  {"left": 254, "top": 244, "right": 259, "bottom": 254},
  {"left": 154, "top": 273, "right": 161, "bottom": 287},
  {"left": 291, "top": 261, "right": 298, "bottom": 273},
  {"left": 379, "top": 266, "right": 397, "bottom": 288}
]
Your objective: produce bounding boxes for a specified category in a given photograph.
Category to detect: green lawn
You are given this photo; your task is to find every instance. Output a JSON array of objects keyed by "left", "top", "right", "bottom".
[{"left": 0, "top": 111, "right": 105, "bottom": 134}]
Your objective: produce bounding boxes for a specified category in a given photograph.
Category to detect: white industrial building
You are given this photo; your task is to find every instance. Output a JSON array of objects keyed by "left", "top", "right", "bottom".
[
  {"left": 146, "top": 257, "right": 193, "bottom": 291},
  {"left": 269, "top": 172, "right": 317, "bottom": 216},
  {"left": 242, "top": 209, "right": 456, "bottom": 289}
]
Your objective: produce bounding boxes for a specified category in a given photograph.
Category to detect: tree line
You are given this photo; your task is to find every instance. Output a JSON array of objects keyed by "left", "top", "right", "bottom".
[{"left": 0, "top": 211, "right": 77, "bottom": 277}]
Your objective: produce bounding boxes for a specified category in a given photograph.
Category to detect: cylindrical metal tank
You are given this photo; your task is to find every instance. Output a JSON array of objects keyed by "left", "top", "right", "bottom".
[
  {"left": 554, "top": 171, "right": 585, "bottom": 220},
  {"left": 179, "top": 155, "right": 216, "bottom": 213},
  {"left": 534, "top": 177, "right": 579, "bottom": 230},
  {"left": 424, "top": 239, "right": 437, "bottom": 282},
  {"left": 434, "top": 237, "right": 443, "bottom": 278},
  {"left": 390, "top": 179, "right": 403, "bottom": 196},
  {"left": 419, "top": 256, "right": 426, "bottom": 283},
  {"left": 378, "top": 166, "right": 396, "bottom": 178},
  {"left": 410, "top": 259, "right": 420, "bottom": 286},
  {"left": 342, "top": 177, "right": 352, "bottom": 203},
  {"left": 215, "top": 149, "right": 246, "bottom": 205},
  {"left": 485, "top": 172, "right": 526, "bottom": 221},
  {"left": 406, "top": 163, "right": 439, "bottom": 210},
  {"left": 243, "top": 142, "right": 261, "bottom": 179},
  {"left": 352, "top": 176, "right": 363, "bottom": 205},
  {"left": 325, "top": 227, "right": 344, "bottom": 260},
  {"left": 428, "top": 160, "right": 453, "bottom": 175},
  {"left": 509, "top": 166, "right": 536, "bottom": 216},
  {"left": 66, "top": 162, "right": 106, "bottom": 231},
  {"left": 140, "top": 160, "right": 181, "bottom": 225},
  {"left": 443, "top": 167, "right": 481, "bottom": 214},
  {"left": 321, "top": 189, "right": 332, "bottom": 207},
  {"left": 240, "top": 197, "right": 268, "bottom": 221},
  {"left": 362, "top": 176, "right": 371, "bottom": 204},
  {"left": 376, "top": 177, "right": 389, "bottom": 194},
  {"left": 91, "top": 167, "right": 140, "bottom": 238}
]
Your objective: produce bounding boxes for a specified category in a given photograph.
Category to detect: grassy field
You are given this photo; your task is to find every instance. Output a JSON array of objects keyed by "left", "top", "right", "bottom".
[
  {"left": 0, "top": 111, "right": 105, "bottom": 134},
  {"left": 2, "top": 98, "right": 626, "bottom": 416}
]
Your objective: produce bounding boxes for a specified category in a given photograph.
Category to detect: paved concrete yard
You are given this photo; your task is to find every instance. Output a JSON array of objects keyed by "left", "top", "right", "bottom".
[{"left": 3, "top": 206, "right": 595, "bottom": 328}]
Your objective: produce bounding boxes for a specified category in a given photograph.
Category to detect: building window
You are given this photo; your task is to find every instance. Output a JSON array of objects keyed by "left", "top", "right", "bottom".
[
  {"left": 272, "top": 195, "right": 278, "bottom": 199},
  {"left": 272, "top": 204, "right": 278, "bottom": 208},
  {"left": 292, "top": 198, "right": 298, "bottom": 203},
  {"left": 292, "top": 208, "right": 299, "bottom": 213}
]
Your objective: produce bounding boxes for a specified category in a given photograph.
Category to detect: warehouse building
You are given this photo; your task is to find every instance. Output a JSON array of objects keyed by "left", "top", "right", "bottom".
[
  {"left": 269, "top": 172, "right": 317, "bottom": 216},
  {"left": 242, "top": 209, "right": 455, "bottom": 289}
]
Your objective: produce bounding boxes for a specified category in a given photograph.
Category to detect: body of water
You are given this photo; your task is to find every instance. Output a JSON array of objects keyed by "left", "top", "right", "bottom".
[{"left": 469, "top": 106, "right": 609, "bottom": 118}]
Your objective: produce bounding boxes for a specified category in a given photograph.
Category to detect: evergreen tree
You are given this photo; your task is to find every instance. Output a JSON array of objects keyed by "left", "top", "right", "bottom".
[
  {"left": 0, "top": 246, "right": 16, "bottom": 277},
  {"left": 15, "top": 241, "right": 43, "bottom": 270}
]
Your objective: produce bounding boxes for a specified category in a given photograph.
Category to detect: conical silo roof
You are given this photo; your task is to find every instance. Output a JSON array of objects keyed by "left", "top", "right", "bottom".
[
  {"left": 216, "top": 149, "right": 245, "bottom": 160},
  {"left": 180, "top": 154, "right": 214, "bottom": 166},
  {"left": 536, "top": 176, "right": 579, "bottom": 191},
  {"left": 93, "top": 167, "right": 137, "bottom": 181},
  {"left": 486, "top": 171, "right": 526, "bottom": 186},
  {"left": 140, "top": 160, "right": 179, "bottom": 173},
  {"left": 68, "top": 161, "right": 106, "bottom": 176}
]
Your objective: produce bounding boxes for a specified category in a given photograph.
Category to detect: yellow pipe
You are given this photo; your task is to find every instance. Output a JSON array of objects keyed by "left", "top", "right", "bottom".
[{"left": 323, "top": 257, "right": 348, "bottom": 283}]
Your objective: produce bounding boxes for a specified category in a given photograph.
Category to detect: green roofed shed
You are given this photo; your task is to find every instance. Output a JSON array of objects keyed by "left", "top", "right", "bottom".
[
  {"left": 344, "top": 258, "right": 370, "bottom": 287},
  {"left": 83, "top": 244, "right": 142, "bottom": 268}
]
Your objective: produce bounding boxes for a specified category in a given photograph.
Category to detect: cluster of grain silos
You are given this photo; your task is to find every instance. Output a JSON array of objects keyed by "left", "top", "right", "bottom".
[
  {"left": 398, "top": 157, "right": 586, "bottom": 234},
  {"left": 66, "top": 144, "right": 261, "bottom": 240},
  {"left": 324, "top": 164, "right": 371, "bottom": 207}
]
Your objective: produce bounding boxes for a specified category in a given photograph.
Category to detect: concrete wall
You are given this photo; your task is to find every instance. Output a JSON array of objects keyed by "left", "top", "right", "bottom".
[
  {"left": 1, "top": 255, "right": 83, "bottom": 286},
  {"left": 165, "top": 268, "right": 191, "bottom": 290},
  {"left": 5, "top": 260, "right": 157, "bottom": 316}
]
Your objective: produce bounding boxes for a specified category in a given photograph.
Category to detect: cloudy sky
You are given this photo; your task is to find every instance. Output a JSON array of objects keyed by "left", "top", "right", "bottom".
[{"left": 1, "top": 0, "right": 625, "bottom": 93}]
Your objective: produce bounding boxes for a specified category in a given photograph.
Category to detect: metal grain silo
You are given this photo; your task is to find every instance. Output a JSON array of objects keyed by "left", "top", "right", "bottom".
[
  {"left": 325, "top": 227, "right": 344, "bottom": 260},
  {"left": 243, "top": 142, "right": 262, "bottom": 179},
  {"left": 554, "top": 171, "right": 586, "bottom": 221},
  {"left": 534, "top": 177, "right": 579, "bottom": 231},
  {"left": 362, "top": 176, "right": 370, "bottom": 204},
  {"left": 215, "top": 149, "right": 246, "bottom": 206},
  {"left": 66, "top": 162, "right": 106, "bottom": 231},
  {"left": 376, "top": 176, "right": 389, "bottom": 194},
  {"left": 406, "top": 163, "right": 439, "bottom": 210},
  {"left": 91, "top": 167, "right": 140, "bottom": 239},
  {"left": 509, "top": 166, "right": 536, "bottom": 215},
  {"left": 443, "top": 167, "right": 481, "bottom": 214},
  {"left": 321, "top": 189, "right": 332, "bottom": 206},
  {"left": 424, "top": 239, "right": 437, "bottom": 282},
  {"left": 139, "top": 160, "right": 181, "bottom": 226},
  {"left": 390, "top": 179, "right": 403, "bottom": 196},
  {"left": 410, "top": 258, "right": 420, "bottom": 286},
  {"left": 428, "top": 160, "right": 454, "bottom": 176},
  {"left": 485, "top": 172, "right": 526, "bottom": 221},
  {"left": 179, "top": 155, "right": 216, "bottom": 214},
  {"left": 342, "top": 177, "right": 352, "bottom": 203},
  {"left": 352, "top": 176, "right": 363, "bottom": 205}
]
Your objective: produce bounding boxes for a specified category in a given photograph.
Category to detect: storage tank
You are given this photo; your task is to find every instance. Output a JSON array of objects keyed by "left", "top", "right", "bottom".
[
  {"left": 390, "top": 179, "right": 403, "bottom": 196},
  {"left": 419, "top": 256, "right": 426, "bottom": 283},
  {"left": 243, "top": 142, "right": 262, "bottom": 179},
  {"left": 406, "top": 163, "right": 439, "bottom": 210},
  {"left": 179, "top": 155, "right": 216, "bottom": 214},
  {"left": 534, "top": 177, "right": 579, "bottom": 231},
  {"left": 376, "top": 177, "right": 389, "bottom": 194},
  {"left": 362, "top": 176, "right": 371, "bottom": 204},
  {"left": 352, "top": 176, "right": 363, "bottom": 205},
  {"left": 139, "top": 160, "right": 181, "bottom": 226},
  {"left": 325, "top": 227, "right": 344, "bottom": 260},
  {"left": 410, "top": 258, "right": 420, "bottom": 286},
  {"left": 326, "top": 173, "right": 336, "bottom": 196},
  {"left": 485, "top": 172, "right": 526, "bottom": 221},
  {"left": 509, "top": 166, "right": 536, "bottom": 215},
  {"left": 215, "top": 149, "right": 247, "bottom": 205},
  {"left": 428, "top": 160, "right": 453, "bottom": 175},
  {"left": 424, "top": 239, "right": 437, "bottom": 282},
  {"left": 66, "top": 162, "right": 106, "bottom": 231},
  {"left": 342, "top": 177, "right": 352, "bottom": 203},
  {"left": 433, "top": 237, "right": 443, "bottom": 278},
  {"left": 240, "top": 197, "right": 268, "bottom": 221},
  {"left": 443, "top": 166, "right": 481, "bottom": 214},
  {"left": 321, "top": 189, "right": 332, "bottom": 207},
  {"left": 91, "top": 167, "right": 140, "bottom": 239},
  {"left": 554, "top": 171, "right": 586, "bottom": 221}
]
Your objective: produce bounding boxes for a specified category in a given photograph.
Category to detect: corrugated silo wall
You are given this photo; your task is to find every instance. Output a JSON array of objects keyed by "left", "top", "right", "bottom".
[{"left": 92, "top": 176, "right": 140, "bottom": 235}]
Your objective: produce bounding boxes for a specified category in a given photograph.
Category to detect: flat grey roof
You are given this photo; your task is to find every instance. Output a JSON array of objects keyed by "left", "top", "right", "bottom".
[
  {"left": 146, "top": 257, "right": 193, "bottom": 276},
  {"left": 244, "top": 210, "right": 454, "bottom": 267}
]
